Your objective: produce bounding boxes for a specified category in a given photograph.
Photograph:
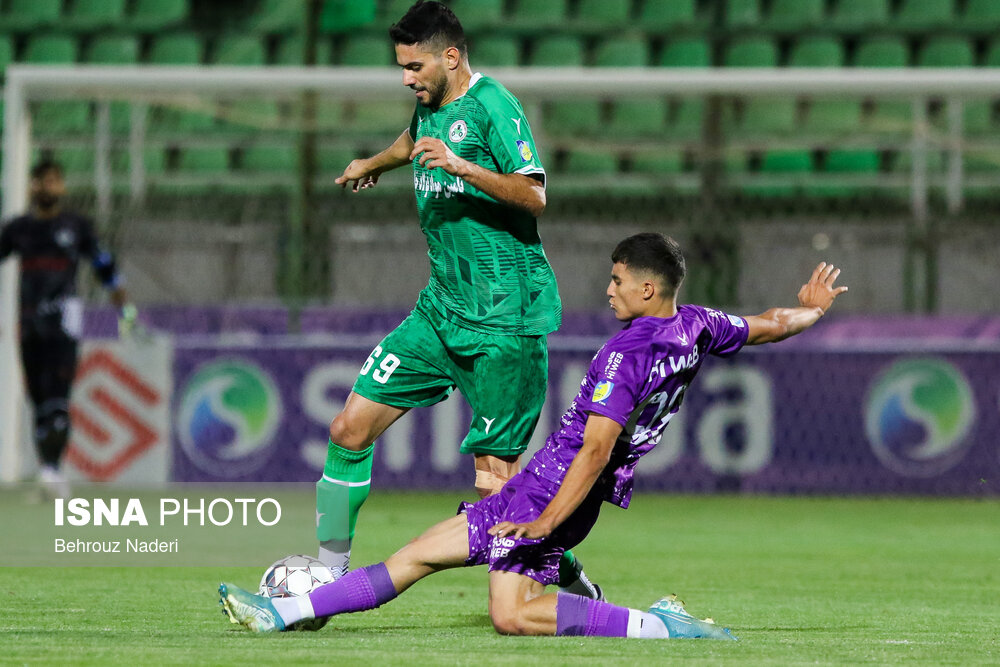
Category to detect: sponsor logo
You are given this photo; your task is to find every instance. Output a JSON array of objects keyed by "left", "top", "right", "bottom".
[
  {"left": 727, "top": 314, "right": 745, "bottom": 328},
  {"left": 864, "top": 358, "right": 975, "bottom": 477},
  {"left": 516, "top": 140, "right": 533, "bottom": 163},
  {"left": 176, "top": 360, "right": 282, "bottom": 476},
  {"left": 448, "top": 119, "right": 468, "bottom": 143},
  {"left": 603, "top": 352, "right": 623, "bottom": 380},
  {"left": 512, "top": 117, "right": 521, "bottom": 135},
  {"left": 593, "top": 380, "right": 614, "bottom": 404}
]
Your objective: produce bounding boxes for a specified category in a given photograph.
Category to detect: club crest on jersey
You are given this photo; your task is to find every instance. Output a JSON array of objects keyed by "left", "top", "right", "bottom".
[
  {"left": 448, "top": 120, "right": 468, "bottom": 143},
  {"left": 592, "top": 380, "right": 614, "bottom": 404},
  {"left": 516, "top": 140, "right": 533, "bottom": 163}
]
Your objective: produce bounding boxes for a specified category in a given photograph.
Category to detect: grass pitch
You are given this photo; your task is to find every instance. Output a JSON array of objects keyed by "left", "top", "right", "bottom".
[{"left": 2, "top": 491, "right": 997, "bottom": 665}]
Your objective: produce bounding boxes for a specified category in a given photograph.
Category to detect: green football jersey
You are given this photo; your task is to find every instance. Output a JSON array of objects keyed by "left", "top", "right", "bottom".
[{"left": 407, "top": 73, "right": 561, "bottom": 336}]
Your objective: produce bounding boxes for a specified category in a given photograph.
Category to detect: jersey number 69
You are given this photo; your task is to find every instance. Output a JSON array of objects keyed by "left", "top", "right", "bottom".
[{"left": 359, "top": 345, "right": 401, "bottom": 384}]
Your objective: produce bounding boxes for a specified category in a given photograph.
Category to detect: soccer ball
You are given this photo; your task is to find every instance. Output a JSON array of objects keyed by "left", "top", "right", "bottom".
[{"left": 258, "top": 554, "right": 336, "bottom": 631}]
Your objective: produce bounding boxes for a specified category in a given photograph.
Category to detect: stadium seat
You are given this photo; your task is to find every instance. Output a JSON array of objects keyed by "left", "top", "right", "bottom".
[
  {"left": 806, "top": 149, "right": 880, "bottom": 196},
  {"left": 631, "top": 150, "right": 685, "bottom": 174},
  {"left": 609, "top": 97, "right": 668, "bottom": 138},
  {"left": 829, "top": 0, "right": 890, "bottom": 32},
  {"left": 788, "top": 37, "right": 845, "bottom": 67},
  {"left": 155, "top": 102, "right": 217, "bottom": 134},
  {"left": 638, "top": 0, "right": 697, "bottom": 32},
  {"left": 956, "top": 101, "right": 995, "bottom": 136},
  {"left": 0, "top": 36, "right": 14, "bottom": 72},
  {"left": 64, "top": 0, "right": 126, "bottom": 32},
  {"left": 564, "top": 148, "right": 618, "bottom": 175},
  {"left": 317, "top": 146, "right": 357, "bottom": 174},
  {"left": 178, "top": 146, "right": 230, "bottom": 173},
  {"left": 448, "top": 0, "right": 503, "bottom": 32},
  {"left": 508, "top": 0, "right": 569, "bottom": 34},
  {"left": 594, "top": 36, "right": 649, "bottom": 67},
  {"left": 747, "top": 149, "right": 813, "bottom": 196},
  {"left": 985, "top": 39, "right": 1000, "bottom": 67},
  {"left": 893, "top": 146, "right": 946, "bottom": 173},
  {"left": 893, "top": 0, "right": 956, "bottom": 32},
  {"left": 528, "top": 36, "right": 585, "bottom": 67},
  {"left": 958, "top": 0, "right": 1000, "bottom": 34},
  {"left": 725, "top": 0, "right": 761, "bottom": 29},
  {"left": 854, "top": 36, "right": 909, "bottom": 67},
  {"left": 349, "top": 100, "right": 412, "bottom": 134},
  {"left": 48, "top": 146, "right": 94, "bottom": 174},
  {"left": 763, "top": 0, "right": 825, "bottom": 33},
  {"left": 275, "top": 35, "right": 334, "bottom": 65},
  {"left": 247, "top": 0, "right": 305, "bottom": 33},
  {"left": 657, "top": 37, "right": 710, "bottom": 67},
  {"left": 319, "top": 0, "right": 376, "bottom": 34},
  {"left": 127, "top": 0, "right": 189, "bottom": 32},
  {"left": 339, "top": 35, "right": 396, "bottom": 67},
  {"left": 242, "top": 145, "right": 298, "bottom": 172},
  {"left": 545, "top": 99, "right": 601, "bottom": 137},
  {"left": 723, "top": 36, "right": 778, "bottom": 67},
  {"left": 24, "top": 34, "right": 77, "bottom": 64},
  {"left": 213, "top": 36, "right": 266, "bottom": 66},
  {"left": 964, "top": 149, "right": 1000, "bottom": 173},
  {"left": 574, "top": 0, "right": 631, "bottom": 33},
  {"left": 85, "top": 36, "right": 140, "bottom": 64},
  {"left": 666, "top": 99, "right": 704, "bottom": 140},
  {"left": 917, "top": 36, "right": 973, "bottom": 67},
  {"left": 472, "top": 36, "right": 520, "bottom": 67},
  {"left": 801, "top": 99, "right": 863, "bottom": 136},
  {"left": 3, "top": 0, "right": 61, "bottom": 32},
  {"left": 32, "top": 101, "right": 91, "bottom": 136},
  {"left": 377, "top": 0, "right": 414, "bottom": 24},
  {"left": 149, "top": 33, "right": 203, "bottom": 64}
]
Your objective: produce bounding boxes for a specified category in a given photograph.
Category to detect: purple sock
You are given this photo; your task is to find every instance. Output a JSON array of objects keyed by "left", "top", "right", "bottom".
[
  {"left": 308, "top": 563, "right": 398, "bottom": 618},
  {"left": 555, "top": 592, "right": 630, "bottom": 638}
]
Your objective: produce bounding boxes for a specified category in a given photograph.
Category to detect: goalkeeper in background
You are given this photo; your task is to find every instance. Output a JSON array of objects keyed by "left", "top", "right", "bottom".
[
  {"left": 323, "top": 0, "right": 600, "bottom": 599},
  {"left": 0, "top": 159, "right": 136, "bottom": 498}
]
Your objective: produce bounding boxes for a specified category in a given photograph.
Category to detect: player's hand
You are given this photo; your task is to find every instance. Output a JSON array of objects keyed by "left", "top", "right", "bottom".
[
  {"left": 410, "top": 137, "right": 467, "bottom": 176},
  {"left": 488, "top": 519, "right": 552, "bottom": 541},
  {"left": 118, "top": 303, "right": 138, "bottom": 339},
  {"left": 335, "top": 159, "right": 381, "bottom": 192},
  {"left": 797, "top": 262, "right": 848, "bottom": 313}
]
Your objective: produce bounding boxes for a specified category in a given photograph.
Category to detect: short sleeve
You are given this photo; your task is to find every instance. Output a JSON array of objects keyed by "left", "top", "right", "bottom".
[
  {"left": 699, "top": 306, "right": 749, "bottom": 357},
  {"left": 407, "top": 105, "right": 420, "bottom": 141},
  {"left": 481, "top": 91, "right": 546, "bottom": 185},
  {"left": 577, "top": 341, "right": 644, "bottom": 428}
]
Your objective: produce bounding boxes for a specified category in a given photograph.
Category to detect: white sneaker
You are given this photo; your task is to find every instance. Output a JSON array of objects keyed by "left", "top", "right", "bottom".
[{"left": 38, "top": 466, "right": 71, "bottom": 499}]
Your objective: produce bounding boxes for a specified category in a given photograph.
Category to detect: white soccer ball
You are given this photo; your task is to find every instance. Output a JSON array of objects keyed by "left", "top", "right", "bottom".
[{"left": 258, "top": 554, "right": 336, "bottom": 631}]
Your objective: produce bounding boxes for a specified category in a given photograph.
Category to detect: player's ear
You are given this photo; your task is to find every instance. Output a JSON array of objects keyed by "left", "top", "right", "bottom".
[{"left": 444, "top": 46, "right": 461, "bottom": 70}]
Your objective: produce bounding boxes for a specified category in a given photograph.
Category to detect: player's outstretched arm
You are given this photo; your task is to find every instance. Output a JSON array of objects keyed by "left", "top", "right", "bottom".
[
  {"left": 489, "top": 414, "right": 621, "bottom": 540},
  {"left": 336, "top": 130, "right": 415, "bottom": 192},
  {"left": 744, "top": 262, "right": 848, "bottom": 345}
]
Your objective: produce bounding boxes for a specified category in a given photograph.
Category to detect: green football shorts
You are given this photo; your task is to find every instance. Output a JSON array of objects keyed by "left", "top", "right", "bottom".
[{"left": 351, "top": 307, "right": 548, "bottom": 456}]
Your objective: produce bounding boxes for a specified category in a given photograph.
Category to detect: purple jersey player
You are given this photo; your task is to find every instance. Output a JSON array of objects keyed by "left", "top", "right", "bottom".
[{"left": 220, "top": 233, "right": 848, "bottom": 640}]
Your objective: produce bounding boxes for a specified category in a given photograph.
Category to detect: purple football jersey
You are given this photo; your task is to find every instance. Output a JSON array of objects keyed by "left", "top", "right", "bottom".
[{"left": 525, "top": 305, "right": 749, "bottom": 508}]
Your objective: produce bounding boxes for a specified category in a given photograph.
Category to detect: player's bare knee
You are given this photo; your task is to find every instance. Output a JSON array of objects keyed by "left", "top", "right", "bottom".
[
  {"left": 489, "top": 607, "right": 528, "bottom": 636},
  {"left": 328, "top": 413, "right": 367, "bottom": 450}
]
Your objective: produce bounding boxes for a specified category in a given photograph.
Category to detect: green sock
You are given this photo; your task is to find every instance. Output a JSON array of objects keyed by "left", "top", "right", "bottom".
[
  {"left": 316, "top": 440, "right": 374, "bottom": 574},
  {"left": 558, "top": 549, "right": 581, "bottom": 587}
]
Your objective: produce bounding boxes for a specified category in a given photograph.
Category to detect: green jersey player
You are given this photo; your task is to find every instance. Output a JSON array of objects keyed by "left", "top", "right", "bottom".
[{"left": 323, "top": 0, "right": 599, "bottom": 598}]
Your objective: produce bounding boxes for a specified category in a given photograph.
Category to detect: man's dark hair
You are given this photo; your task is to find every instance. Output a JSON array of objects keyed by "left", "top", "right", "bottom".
[
  {"left": 389, "top": 1, "right": 467, "bottom": 56},
  {"left": 31, "top": 160, "right": 63, "bottom": 180},
  {"left": 611, "top": 233, "right": 687, "bottom": 296}
]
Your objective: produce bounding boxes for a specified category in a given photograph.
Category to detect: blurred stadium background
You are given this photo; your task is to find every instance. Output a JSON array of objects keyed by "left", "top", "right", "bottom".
[{"left": 1, "top": 0, "right": 998, "bottom": 496}]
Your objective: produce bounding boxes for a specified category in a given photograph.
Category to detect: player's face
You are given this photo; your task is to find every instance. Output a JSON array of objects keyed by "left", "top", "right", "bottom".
[
  {"left": 30, "top": 169, "right": 65, "bottom": 209},
  {"left": 607, "top": 262, "right": 651, "bottom": 322},
  {"left": 396, "top": 43, "right": 449, "bottom": 109}
]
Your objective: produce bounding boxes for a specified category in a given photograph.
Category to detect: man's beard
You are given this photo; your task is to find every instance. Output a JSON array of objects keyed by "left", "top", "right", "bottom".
[
  {"left": 418, "top": 74, "right": 448, "bottom": 109},
  {"left": 34, "top": 193, "right": 60, "bottom": 210}
]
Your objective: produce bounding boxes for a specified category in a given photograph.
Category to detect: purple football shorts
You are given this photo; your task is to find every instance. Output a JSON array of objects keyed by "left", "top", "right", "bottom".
[{"left": 459, "top": 469, "right": 604, "bottom": 585}]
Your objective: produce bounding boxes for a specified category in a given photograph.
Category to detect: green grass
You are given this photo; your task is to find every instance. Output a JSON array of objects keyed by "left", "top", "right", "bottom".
[{"left": 2, "top": 492, "right": 998, "bottom": 665}]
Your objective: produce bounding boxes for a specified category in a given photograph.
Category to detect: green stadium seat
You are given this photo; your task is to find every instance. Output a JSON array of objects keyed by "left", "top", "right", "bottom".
[
  {"left": 575, "top": 0, "right": 631, "bottom": 33},
  {"left": 111, "top": 147, "right": 166, "bottom": 174},
  {"left": 666, "top": 99, "right": 704, "bottom": 139},
  {"left": 788, "top": 37, "right": 845, "bottom": 67},
  {"left": 545, "top": 100, "right": 601, "bottom": 137},
  {"left": 763, "top": 0, "right": 824, "bottom": 32},
  {"left": 594, "top": 36, "right": 649, "bottom": 67},
  {"left": 248, "top": 0, "right": 305, "bottom": 33},
  {"left": 986, "top": 39, "right": 1000, "bottom": 66},
  {"left": 528, "top": 36, "right": 584, "bottom": 66},
  {"left": 85, "top": 37, "right": 140, "bottom": 64},
  {"left": 639, "top": 0, "right": 697, "bottom": 32},
  {"left": 213, "top": 36, "right": 266, "bottom": 66},
  {"left": 725, "top": 0, "right": 761, "bottom": 29},
  {"left": 957, "top": 102, "right": 994, "bottom": 135},
  {"left": 730, "top": 97, "right": 798, "bottom": 137},
  {"left": 472, "top": 36, "right": 520, "bottom": 67},
  {"left": 893, "top": 0, "right": 955, "bottom": 32},
  {"left": 893, "top": 147, "right": 946, "bottom": 172},
  {"left": 339, "top": 35, "right": 396, "bottom": 67},
  {"left": 854, "top": 36, "right": 909, "bottom": 67},
  {"left": 564, "top": 149, "right": 618, "bottom": 175},
  {"left": 805, "top": 149, "right": 880, "bottom": 196},
  {"left": 724, "top": 36, "right": 778, "bottom": 67},
  {"left": 0, "top": 36, "right": 14, "bottom": 72},
  {"left": 319, "top": 0, "right": 376, "bottom": 34},
  {"left": 747, "top": 149, "right": 812, "bottom": 196},
  {"left": 508, "top": 0, "right": 569, "bottom": 34},
  {"left": 24, "top": 35, "right": 78, "bottom": 64},
  {"left": 830, "top": 0, "right": 890, "bottom": 31},
  {"left": 275, "top": 35, "right": 334, "bottom": 65},
  {"left": 917, "top": 36, "right": 973, "bottom": 67},
  {"left": 64, "top": 0, "right": 126, "bottom": 32},
  {"left": 448, "top": 0, "right": 503, "bottom": 32},
  {"left": 631, "top": 150, "right": 685, "bottom": 174},
  {"left": 958, "top": 0, "right": 1000, "bottom": 34},
  {"left": 149, "top": 33, "right": 203, "bottom": 64},
  {"left": 178, "top": 146, "right": 230, "bottom": 173},
  {"left": 156, "top": 103, "right": 217, "bottom": 133},
  {"left": 317, "top": 146, "right": 357, "bottom": 174},
  {"left": 3, "top": 0, "right": 61, "bottom": 32},
  {"left": 964, "top": 149, "right": 1000, "bottom": 173},
  {"left": 127, "top": 0, "right": 189, "bottom": 32},
  {"left": 801, "top": 99, "right": 863, "bottom": 136},
  {"left": 349, "top": 100, "right": 412, "bottom": 134},
  {"left": 49, "top": 146, "right": 94, "bottom": 173},
  {"left": 377, "top": 0, "right": 415, "bottom": 25},
  {"left": 242, "top": 145, "right": 298, "bottom": 172},
  {"left": 32, "top": 101, "right": 91, "bottom": 135},
  {"left": 609, "top": 98, "right": 668, "bottom": 138},
  {"left": 657, "top": 37, "right": 710, "bottom": 67}
]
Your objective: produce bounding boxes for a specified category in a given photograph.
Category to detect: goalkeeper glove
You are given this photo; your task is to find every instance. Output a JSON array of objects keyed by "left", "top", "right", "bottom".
[{"left": 118, "top": 303, "right": 138, "bottom": 338}]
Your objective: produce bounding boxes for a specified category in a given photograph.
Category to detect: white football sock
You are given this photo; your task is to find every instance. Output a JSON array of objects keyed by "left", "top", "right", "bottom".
[
  {"left": 626, "top": 609, "right": 670, "bottom": 639},
  {"left": 271, "top": 595, "right": 314, "bottom": 627},
  {"left": 318, "top": 546, "right": 349, "bottom": 579}
]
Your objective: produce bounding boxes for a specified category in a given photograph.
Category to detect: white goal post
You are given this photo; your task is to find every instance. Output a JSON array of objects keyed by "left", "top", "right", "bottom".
[{"left": 3, "top": 64, "right": 1000, "bottom": 483}]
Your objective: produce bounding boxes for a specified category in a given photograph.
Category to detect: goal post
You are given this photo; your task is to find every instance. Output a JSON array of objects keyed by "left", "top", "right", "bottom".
[{"left": 2, "top": 64, "right": 1000, "bottom": 483}]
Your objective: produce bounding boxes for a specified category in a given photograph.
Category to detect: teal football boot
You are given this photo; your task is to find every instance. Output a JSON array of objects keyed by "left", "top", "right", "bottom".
[
  {"left": 648, "top": 594, "right": 737, "bottom": 640},
  {"left": 219, "top": 583, "right": 286, "bottom": 633}
]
